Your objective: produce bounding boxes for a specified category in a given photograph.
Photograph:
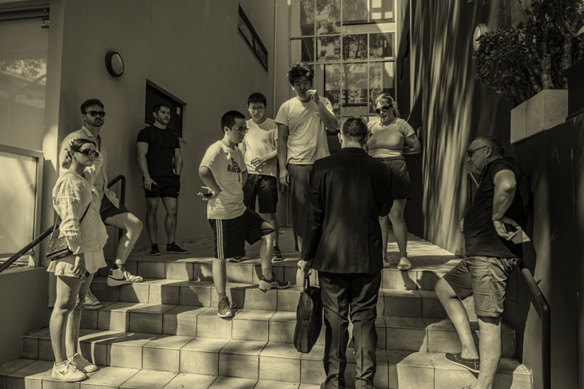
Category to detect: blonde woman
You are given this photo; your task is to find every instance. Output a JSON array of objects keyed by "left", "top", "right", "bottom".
[
  {"left": 48, "top": 138, "right": 108, "bottom": 382},
  {"left": 367, "top": 94, "right": 421, "bottom": 270}
]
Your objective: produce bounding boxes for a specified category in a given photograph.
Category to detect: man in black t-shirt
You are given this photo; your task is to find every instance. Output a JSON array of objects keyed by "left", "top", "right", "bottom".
[
  {"left": 434, "top": 136, "right": 527, "bottom": 389},
  {"left": 137, "top": 103, "right": 188, "bottom": 255}
]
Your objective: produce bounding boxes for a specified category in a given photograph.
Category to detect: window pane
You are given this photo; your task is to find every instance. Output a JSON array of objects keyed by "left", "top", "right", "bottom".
[
  {"left": 343, "top": 0, "right": 367, "bottom": 24},
  {"left": 0, "top": 18, "right": 48, "bottom": 151},
  {"left": 368, "top": 61, "right": 395, "bottom": 113},
  {"left": 322, "top": 64, "right": 342, "bottom": 115},
  {"left": 291, "top": 0, "right": 314, "bottom": 36},
  {"left": 343, "top": 34, "right": 367, "bottom": 60},
  {"left": 370, "top": 0, "right": 394, "bottom": 21},
  {"left": 369, "top": 33, "right": 394, "bottom": 59},
  {"left": 317, "top": 36, "right": 340, "bottom": 62},
  {"left": 0, "top": 151, "right": 37, "bottom": 255},
  {"left": 291, "top": 38, "right": 315, "bottom": 63},
  {"left": 316, "top": 0, "right": 340, "bottom": 34},
  {"left": 342, "top": 63, "right": 368, "bottom": 110}
]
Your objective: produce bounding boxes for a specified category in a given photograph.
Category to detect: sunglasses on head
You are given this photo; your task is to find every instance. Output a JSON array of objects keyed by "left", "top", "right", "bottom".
[
  {"left": 76, "top": 149, "right": 99, "bottom": 157},
  {"left": 375, "top": 105, "right": 392, "bottom": 114},
  {"left": 86, "top": 110, "right": 106, "bottom": 117}
]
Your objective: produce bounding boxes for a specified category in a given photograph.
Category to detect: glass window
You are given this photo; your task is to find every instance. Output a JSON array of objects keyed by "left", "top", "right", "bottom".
[{"left": 289, "top": 0, "right": 399, "bottom": 122}]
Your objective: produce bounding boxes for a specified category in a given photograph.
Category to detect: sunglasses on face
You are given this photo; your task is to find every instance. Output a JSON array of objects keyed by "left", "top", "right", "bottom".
[
  {"left": 76, "top": 149, "right": 99, "bottom": 157},
  {"left": 86, "top": 111, "right": 106, "bottom": 117},
  {"left": 375, "top": 105, "right": 392, "bottom": 114},
  {"left": 466, "top": 145, "right": 488, "bottom": 157}
]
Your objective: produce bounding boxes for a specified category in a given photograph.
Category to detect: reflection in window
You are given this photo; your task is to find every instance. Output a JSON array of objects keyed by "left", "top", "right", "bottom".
[
  {"left": 369, "top": 33, "right": 394, "bottom": 59},
  {"left": 369, "top": 62, "right": 395, "bottom": 113},
  {"left": 0, "top": 17, "right": 48, "bottom": 151},
  {"left": 318, "top": 36, "right": 341, "bottom": 62},
  {"left": 291, "top": 38, "right": 315, "bottom": 62},
  {"left": 290, "top": 0, "right": 398, "bottom": 120},
  {"left": 0, "top": 150, "right": 39, "bottom": 256},
  {"left": 316, "top": 0, "right": 341, "bottom": 34}
]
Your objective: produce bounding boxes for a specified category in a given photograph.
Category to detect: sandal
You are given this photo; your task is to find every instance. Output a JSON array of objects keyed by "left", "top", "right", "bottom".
[{"left": 397, "top": 257, "right": 412, "bottom": 271}]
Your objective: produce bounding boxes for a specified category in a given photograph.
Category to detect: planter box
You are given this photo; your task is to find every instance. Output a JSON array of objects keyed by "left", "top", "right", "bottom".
[{"left": 510, "top": 89, "right": 568, "bottom": 143}]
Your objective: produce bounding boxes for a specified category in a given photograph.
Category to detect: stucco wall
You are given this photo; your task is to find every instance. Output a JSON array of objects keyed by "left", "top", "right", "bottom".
[
  {"left": 0, "top": 268, "right": 49, "bottom": 365},
  {"left": 46, "top": 0, "right": 276, "bottom": 251}
]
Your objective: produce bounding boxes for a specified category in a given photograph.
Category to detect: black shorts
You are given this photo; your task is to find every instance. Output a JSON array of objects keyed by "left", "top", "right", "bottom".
[
  {"left": 243, "top": 174, "right": 278, "bottom": 214},
  {"left": 145, "top": 175, "right": 180, "bottom": 198},
  {"left": 208, "top": 208, "right": 275, "bottom": 259},
  {"left": 100, "top": 195, "right": 130, "bottom": 223},
  {"left": 377, "top": 157, "right": 411, "bottom": 199}
]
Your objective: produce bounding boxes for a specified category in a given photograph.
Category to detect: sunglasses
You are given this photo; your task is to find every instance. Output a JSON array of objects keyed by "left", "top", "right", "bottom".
[
  {"left": 466, "top": 145, "right": 488, "bottom": 157},
  {"left": 76, "top": 149, "right": 99, "bottom": 157},
  {"left": 86, "top": 110, "right": 106, "bottom": 117},
  {"left": 375, "top": 105, "right": 392, "bottom": 114}
]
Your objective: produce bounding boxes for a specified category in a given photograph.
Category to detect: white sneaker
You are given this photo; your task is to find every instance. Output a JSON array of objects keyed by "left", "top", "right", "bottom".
[
  {"left": 70, "top": 352, "right": 98, "bottom": 373},
  {"left": 107, "top": 266, "right": 144, "bottom": 287},
  {"left": 82, "top": 290, "right": 103, "bottom": 310},
  {"left": 52, "top": 360, "right": 87, "bottom": 382}
]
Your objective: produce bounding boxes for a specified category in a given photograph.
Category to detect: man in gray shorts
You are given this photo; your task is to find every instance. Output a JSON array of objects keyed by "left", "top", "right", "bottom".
[
  {"left": 60, "top": 99, "right": 144, "bottom": 309},
  {"left": 434, "top": 136, "right": 527, "bottom": 389}
]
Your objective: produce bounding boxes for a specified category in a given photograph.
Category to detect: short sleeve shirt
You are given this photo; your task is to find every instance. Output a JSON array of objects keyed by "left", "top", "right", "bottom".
[
  {"left": 199, "top": 141, "right": 247, "bottom": 220},
  {"left": 136, "top": 126, "right": 180, "bottom": 177},
  {"left": 274, "top": 97, "right": 332, "bottom": 165},
  {"left": 367, "top": 118, "right": 414, "bottom": 158},
  {"left": 464, "top": 158, "right": 527, "bottom": 258},
  {"left": 242, "top": 118, "right": 278, "bottom": 177}
]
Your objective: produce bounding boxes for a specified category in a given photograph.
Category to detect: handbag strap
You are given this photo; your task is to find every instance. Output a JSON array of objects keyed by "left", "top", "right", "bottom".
[{"left": 55, "top": 202, "right": 91, "bottom": 228}]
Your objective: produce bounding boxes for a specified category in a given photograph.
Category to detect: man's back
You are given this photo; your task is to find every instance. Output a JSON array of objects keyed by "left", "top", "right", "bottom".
[{"left": 303, "top": 148, "right": 392, "bottom": 273}]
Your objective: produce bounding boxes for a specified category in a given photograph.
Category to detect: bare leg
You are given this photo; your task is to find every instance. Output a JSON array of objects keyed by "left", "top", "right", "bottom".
[
  {"left": 259, "top": 227, "right": 275, "bottom": 279},
  {"left": 105, "top": 212, "right": 143, "bottom": 268},
  {"left": 388, "top": 198, "right": 411, "bottom": 268},
  {"left": 50, "top": 275, "right": 81, "bottom": 363},
  {"left": 213, "top": 258, "right": 227, "bottom": 300},
  {"left": 473, "top": 316, "right": 501, "bottom": 389},
  {"left": 65, "top": 274, "right": 94, "bottom": 357},
  {"left": 379, "top": 215, "right": 389, "bottom": 264},
  {"left": 261, "top": 213, "right": 279, "bottom": 247},
  {"left": 435, "top": 278, "right": 478, "bottom": 359},
  {"left": 145, "top": 197, "right": 159, "bottom": 246},
  {"left": 161, "top": 197, "right": 178, "bottom": 244}
]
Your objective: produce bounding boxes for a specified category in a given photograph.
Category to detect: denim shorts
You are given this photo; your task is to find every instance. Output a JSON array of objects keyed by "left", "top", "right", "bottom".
[{"left": 443, "top": 256, "right": 520, "bottom": 317}]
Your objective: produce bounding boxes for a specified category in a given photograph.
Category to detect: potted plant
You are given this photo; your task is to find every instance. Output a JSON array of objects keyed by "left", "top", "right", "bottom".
[{"left": 474, "top": 0, "right": 584, "bottom": 141}]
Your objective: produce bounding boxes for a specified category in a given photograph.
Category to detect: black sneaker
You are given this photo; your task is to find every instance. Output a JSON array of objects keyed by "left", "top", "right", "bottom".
[
  {"left": 445, "top": 352, "right": 480, "bottom": 373},
  {"left": 217, "top": 296, "right": 235, "bottom": 318},
  {"left": 167, "top": 242, "right": 189, "bottom": 254},
  {"left": 272, "top": 246, "right": 283, "bottom": 261},
  {"left": 150, "top": 244, "right": 161, "bottom": 256},
  {"left": 258, "top": 272, "right": 291, "bottom": 291}
]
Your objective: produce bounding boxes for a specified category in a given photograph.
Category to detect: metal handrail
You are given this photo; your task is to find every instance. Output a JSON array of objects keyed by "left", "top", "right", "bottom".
[
  {"left": 0, "top": 174, "right": 127, "bottom": 274},
  {"left": 519, "top": 262, "right": 551, "bottom": 389}
]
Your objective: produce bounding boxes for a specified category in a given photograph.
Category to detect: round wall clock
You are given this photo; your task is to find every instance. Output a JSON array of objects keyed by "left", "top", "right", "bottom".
[{"left": 105, "top": 51, "right": 124, "bottom": 77}]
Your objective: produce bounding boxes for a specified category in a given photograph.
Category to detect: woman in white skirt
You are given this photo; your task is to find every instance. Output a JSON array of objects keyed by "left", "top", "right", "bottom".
[{"left": 48, "top": 138, "right": 108, "bottom": 382}]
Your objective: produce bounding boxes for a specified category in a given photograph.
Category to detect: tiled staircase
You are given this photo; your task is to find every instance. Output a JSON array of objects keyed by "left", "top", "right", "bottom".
[{"left": 0, "top": 230, "right": 533, "bottom": 388}]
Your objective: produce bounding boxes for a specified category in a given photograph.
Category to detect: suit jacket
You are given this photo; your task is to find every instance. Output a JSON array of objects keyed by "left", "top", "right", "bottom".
[{"left": 302, "top": 147, "right": 393, "bottom": 273}]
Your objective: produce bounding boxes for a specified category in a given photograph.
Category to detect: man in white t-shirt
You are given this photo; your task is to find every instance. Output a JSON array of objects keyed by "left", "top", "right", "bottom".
[
  {"left": 275, "top": 62, "right": 338, "bottom": 252},
  {"left": 199, "top": 110, "right": 291, "bottom": 319},
  {"left": 240, "top": 92, "right": 282, "bottom": 260}
]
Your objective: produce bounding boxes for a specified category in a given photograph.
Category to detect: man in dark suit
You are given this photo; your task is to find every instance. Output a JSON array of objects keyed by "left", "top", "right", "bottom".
[{"left": 300, "top": 117, "right": 393, "bottom": 389}]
